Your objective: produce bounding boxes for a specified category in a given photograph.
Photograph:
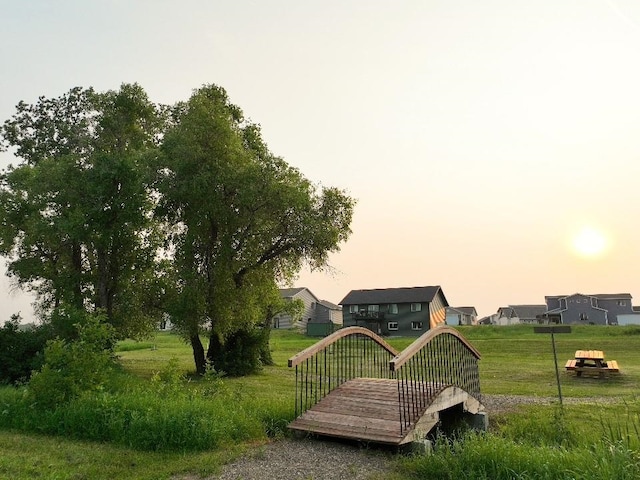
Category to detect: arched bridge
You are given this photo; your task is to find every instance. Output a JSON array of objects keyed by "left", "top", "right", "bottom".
[{"left": 288, "top": 326, "right": 485, "bottom": 445}]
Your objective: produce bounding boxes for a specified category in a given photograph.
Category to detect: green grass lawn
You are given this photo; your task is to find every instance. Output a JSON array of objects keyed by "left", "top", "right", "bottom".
[
  {"left": 2, "top": 324, "right": 639, "bottom": 479},
  {"left": 118, "top": 325, "right": 640, "bottom": 398},
  {"left": 0, "top": 431, "right": 239, "bottom": 480}
]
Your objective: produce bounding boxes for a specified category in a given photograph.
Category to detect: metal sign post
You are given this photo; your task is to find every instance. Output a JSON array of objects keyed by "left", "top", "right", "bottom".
[{"left": 533, "top": 325, "right": 572, "bottom": 405}]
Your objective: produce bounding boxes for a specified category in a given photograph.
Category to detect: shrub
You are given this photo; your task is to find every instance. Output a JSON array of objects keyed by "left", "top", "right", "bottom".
[
  {"left": 0, "top": 317, "right": 54, "bottom": 385},
  {"left": 28, "top": 314, "right": 117, "bottom": 409},
  {"left": 208, "top": 328, "right": 264, "bottom": 376}
]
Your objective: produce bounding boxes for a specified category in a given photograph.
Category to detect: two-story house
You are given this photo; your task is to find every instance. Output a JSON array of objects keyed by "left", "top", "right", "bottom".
[
  {"left": 340, "top": 285, "right": 448, "bottom": 336},
  {"left": 272, "top": 287, "right": 342, "bottom": 331},
  {"left": 543, "top": 293, "right": 634, "bottom": 325}
]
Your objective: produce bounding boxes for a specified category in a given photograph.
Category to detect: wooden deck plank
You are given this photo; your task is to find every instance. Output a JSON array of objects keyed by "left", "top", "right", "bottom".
[
  {"left": 311, "top": 404, "right": 400, "bottom": 421},
  {"left": 289, "top": 378, "right": 452, "bottom": 445},
  {"left": 289, "top": 420, "right": 403, "bottom": 444}
]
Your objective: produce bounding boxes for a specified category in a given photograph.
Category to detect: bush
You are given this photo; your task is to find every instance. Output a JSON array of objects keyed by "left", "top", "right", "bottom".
[
  {"left": 28, "top": 314, "right": 117, "bottom": 409},
  {"left": 0, "top": 317, "right": 54, "bottom": 385},
  {"left": 208, "top": 328, "right": 264, "bottom": 376}
]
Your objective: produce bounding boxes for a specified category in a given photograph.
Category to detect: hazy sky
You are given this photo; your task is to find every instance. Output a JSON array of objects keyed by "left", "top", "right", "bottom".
[{"left": 2, "top": 0, "right": 640, "bottom": 321}]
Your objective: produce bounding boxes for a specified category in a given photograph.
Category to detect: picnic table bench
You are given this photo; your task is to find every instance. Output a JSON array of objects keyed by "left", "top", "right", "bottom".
[{"left": 565, "top": 350, "right": 620, "bottom": 378}]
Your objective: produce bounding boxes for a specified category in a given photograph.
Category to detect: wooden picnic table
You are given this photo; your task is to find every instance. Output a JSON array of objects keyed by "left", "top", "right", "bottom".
[{"left": 565, "top": 350, "right": 619, "bottom": 377}]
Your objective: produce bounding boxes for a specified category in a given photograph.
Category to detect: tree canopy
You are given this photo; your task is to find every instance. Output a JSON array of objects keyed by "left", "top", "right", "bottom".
[
  {"left": 0, "top": 83, "right": 355, "bottom": 374},
  {"left": 0, "top": 84, "right": 164, "bottom": 338},
  {"left": 157, "top": 85, "right": 355, "bottom": 374}
]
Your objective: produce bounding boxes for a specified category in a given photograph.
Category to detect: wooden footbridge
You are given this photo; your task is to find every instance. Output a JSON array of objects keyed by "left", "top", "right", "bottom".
[{"left": 288, "top": 326, "right": 485, "bottom": 445}]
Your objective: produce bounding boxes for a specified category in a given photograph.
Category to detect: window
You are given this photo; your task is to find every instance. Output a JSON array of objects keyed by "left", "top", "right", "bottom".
[
  {"left": 311, "top": 302, "right": 316, "bottom": 310},
  {"left": 388, "top": 322, "right": 398, "bottom": 331},
  {"left": 367, "top": 304, "right": 380, "bottom": 313},
  {"left": 410, "top": 303, "right": 422, "bottom": 312},
  {"left": 388, "top": 303, "right": 398, "bottom": 314},
  {"left": 618, "top": 300, "right": 626, "bottom": 306},
  {"left": 411, "top": 321, "right": 424, "bottom": 330},
  {"left": 349, "top": 305, "right": 358, "bottom": 313},
  {"left": 580, "top": 313, "right": 589, "bottom": 321}
]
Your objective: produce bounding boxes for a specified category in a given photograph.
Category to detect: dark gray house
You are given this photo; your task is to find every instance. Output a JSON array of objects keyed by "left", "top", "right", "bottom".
[
  {"left": 340, "top": 286, "right": 449, "bottom": 336},
  {"left": 543, "top": 293, "right": 634, "bottom": 325}
]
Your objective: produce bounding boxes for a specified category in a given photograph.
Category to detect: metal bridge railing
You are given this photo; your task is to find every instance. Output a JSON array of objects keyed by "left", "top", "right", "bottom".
[
  {"left": 288, "top": 326, "right": 399, "bottom": 418},
  {"left": 389, "top": 326, "right": 481, "bottom": 435}
]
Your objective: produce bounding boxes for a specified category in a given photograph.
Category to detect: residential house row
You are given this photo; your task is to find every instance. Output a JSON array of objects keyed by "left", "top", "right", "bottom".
[
  {"left": 272, "top": 287, "right": 640, "bottom": 336},
  {"left": 478, "top": 293, "right": 640, "bottom": 326},
  {"left": 271, "top": 285, "right": 450, "bottom": 336},
  {"left": 160, "top": 286, "right": 640, "bottom": 333}
]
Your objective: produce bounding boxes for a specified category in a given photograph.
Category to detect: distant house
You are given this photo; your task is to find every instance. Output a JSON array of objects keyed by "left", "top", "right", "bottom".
[
  {"left": 617, "top": 314, "right": 640, "bottom": 325},
  {"left": 621, "top": 305, "right": 640, "bottom": 325},
  {"left": 307, "top": 299, "right": 343, "bottom": 336},
  {"left": 159, "top": 313, "right": 173, "bottom": 331},
  {"left": 446, "top": 307, "right": 477, "bottom": 326},
  {"left": 340, "top": 285, "right": 448, "bottom": 336},
  {"left": 477, "top": 314, "right": 497, "bottom": 325},
  {"left": 543, "top": 293, "right": 635, "bottom": 325},
  {"left": 495, "top": 305, "right": 547, "bottom": 325},
  {"left": 272, "top": 287, "right": 342, "bottom": 331}
]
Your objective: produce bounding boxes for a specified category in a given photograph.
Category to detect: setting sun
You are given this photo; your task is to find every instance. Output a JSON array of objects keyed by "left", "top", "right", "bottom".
[{"left": 572, "top": 227, "right": 607, "bottom": 257}]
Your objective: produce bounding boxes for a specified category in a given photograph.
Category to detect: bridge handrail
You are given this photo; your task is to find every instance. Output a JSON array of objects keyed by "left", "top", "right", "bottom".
[
  {"left": 288, "top": 326, "right": 399, "bottom": 367},
  {"left": 389, "top": 325, "right": 480, "bottom": 371}
]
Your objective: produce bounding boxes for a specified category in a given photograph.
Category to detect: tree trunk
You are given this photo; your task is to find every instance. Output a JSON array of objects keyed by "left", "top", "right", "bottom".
[
  {"left": 71, "top": 241, "right": 84, "bottom": 310},
  {"left": 206, "top": 332, "right": 223, "bottom": 368},
  {"left": 190, "top": 334, "right": 206, "bottom": 375}
]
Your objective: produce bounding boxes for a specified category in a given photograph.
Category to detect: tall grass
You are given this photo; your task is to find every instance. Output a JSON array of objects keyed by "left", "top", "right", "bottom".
[
  {"left": 395, "top": 431, "right": 640, "bottom": 480},
  {"left": 0, "top": 360, "right": 293, "bottom": 451},
  {"left": 395, "top": 401, "right": 640, "bottom": 480}
]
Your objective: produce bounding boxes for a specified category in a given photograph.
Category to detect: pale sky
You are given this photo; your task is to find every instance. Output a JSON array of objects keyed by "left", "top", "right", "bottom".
[{"left": 2, "top": 0, "right": 640, "bottom": 322}]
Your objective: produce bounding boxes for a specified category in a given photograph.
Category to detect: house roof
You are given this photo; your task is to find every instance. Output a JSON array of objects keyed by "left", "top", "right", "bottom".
[
  {"left": 447, "top": 306, "right": 477, "bottom": 316},
  {"left": 279, "top": 287, "right": 320, "bottom": 302},
  {"left": 340, "top": 286, "right": 447, "bottom": 306},
  {"left": 280, "top": 287, "right": 305, "bottom": 297},
  {"left": 593, "top": 293, "right": 633, "bottom": 300},
  {"left": 508, "top": 304, "right": 547, "bottom": 319},
  {"left": 497, "top": 306, "right": 515, "bottom": 317},
  {"left": 546, "top": 293, "right": 632, "bottom": 301},
  {"left": 318, "top": 299, "right": 341, "bottom": 310}
]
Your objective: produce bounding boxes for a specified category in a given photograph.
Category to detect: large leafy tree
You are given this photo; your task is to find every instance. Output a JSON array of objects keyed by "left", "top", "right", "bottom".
[
  {"left": 157, "top": 85, "right": 355, "bottom": 375},
  {"left": 0, "top": 84, "right": 164, "bottom": 338}
]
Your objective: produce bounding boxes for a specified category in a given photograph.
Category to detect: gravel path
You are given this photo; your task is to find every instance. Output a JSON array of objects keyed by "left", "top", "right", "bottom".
[
  {"left": 210, "top": 437, "right": 393, "bottom": 480},
  {"left": 178, "top": 394, "right": 620, "bottom": 480}
]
